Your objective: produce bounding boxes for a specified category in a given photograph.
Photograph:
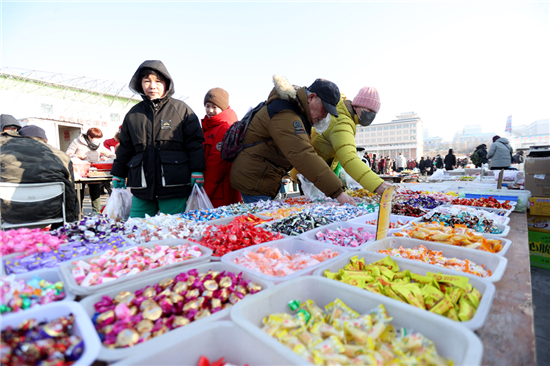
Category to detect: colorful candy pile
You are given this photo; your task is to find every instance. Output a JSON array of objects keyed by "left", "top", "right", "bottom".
[
  {"left": 314, "top": 226, "right": 375, "bottom": 248},
  {"left": 394, "top": 222, "right": 503, "bottom": 253},
  {"left": 125, "top": 214, "right": 209, "bottom": 243},
  {"left": 261, "top": 206, "right": 306, "bottom": 219},
  {"left": 0, "top": 275, "right": 67, "bottom": 314},
  {"left": 324, "top": 256, "right": 483, "bottom": 322},
  {"left": 91, "top": 269, "right": 263, "bottom": 348},
  {"left": 71, "top": 243, "right": 204, "bottom": 287},
  {"left": 420, "top": 212, "right": 503, "bottom": 234},
  {"left": 1, "top": 315, "right": 84, "bottom": 365},
  {"left": 264, "top": 213, "right": 333, "bottom": 236},
  {"left": 194, "top": 219, "right": 283, "bottom": 257},
  {"left": 396, "top": 196, "right": 446, "bottom": 210},
  {"left": 391, "top": 203, "right": 428, "bottom": 217},
  {"left": 379, "top": 245, "right": 492, "bottom": 277},
  {"left": 55, "top": 215, "right": 128, "bottom": 242},
  {"left": 231, "top": 213, "right": 272, "bottom": 226},
  {"left": 3, "top": 236, "right": 133, "bottom": 275},
  {"left": 0, "top": 228, "right": 66, "bottom": 256},
  {"left": 451, "top": 197, "right": 513, "bottom": 210},
  {"left": 284, "top": 197, "right": 312, "bottom": 206},
  {"left": 308, "top": 204, "right": 373, "bottom": 222},
  {"left": 430, "top": 205, "right": 508, "bottom": 225},
  {"left": 345, "top": 187, "right": 378, "bottom": 198},
  {"left": 197, "top": 356, "right": 244, "bottom": 366},
  {"left": 262, "top": 299, "right": 452, "bottom": 365},
  {"left": 179, "top": 209, "right": 230, "bottom": 223},
  {"left": 231, "top": 247, "right": 338, "bottom": 277}
]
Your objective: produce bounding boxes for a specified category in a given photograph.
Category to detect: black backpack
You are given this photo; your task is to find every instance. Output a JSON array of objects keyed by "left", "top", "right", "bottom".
[
  {"left": 470, "top": 149, "right": 482, "bottom": 166},
  {"left": 220, "top": 99, "right": 303, "bottom": 162}
]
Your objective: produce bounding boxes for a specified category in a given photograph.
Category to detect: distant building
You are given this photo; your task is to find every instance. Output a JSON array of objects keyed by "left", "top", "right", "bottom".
[
  {"left": 424, "top": 136, "right": 444, "bottom": 151},
  {"left": 355, "top": 111, "right": 424, "bottom": 159},
  {"left": 511, "top": 119, "right": 550, "bottom": 148}
]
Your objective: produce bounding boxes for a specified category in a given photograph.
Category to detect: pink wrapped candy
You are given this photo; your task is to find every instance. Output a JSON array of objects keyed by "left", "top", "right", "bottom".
[
  {"left": 0, "top": 228, "right": 66, "bottom": 256},
  {"left": 71, "top": 244, "right": 203, "bottom": 287},
  {"left": 315, "top": 226, "right": 375, "bottom": 248}
]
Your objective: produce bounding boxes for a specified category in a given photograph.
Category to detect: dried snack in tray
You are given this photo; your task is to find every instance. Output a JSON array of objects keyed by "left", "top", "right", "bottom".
[
  {"left": 261, "top": 298, "right": 452, "bottom": 365},
  {"left": 324, "top": 255, "right": 483, "bottom": 322}
]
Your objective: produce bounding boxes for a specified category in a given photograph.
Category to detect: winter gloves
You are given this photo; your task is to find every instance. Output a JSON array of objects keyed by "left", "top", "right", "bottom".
[{"left": 191, "top": 172, "right": 204, "bottom": 187}]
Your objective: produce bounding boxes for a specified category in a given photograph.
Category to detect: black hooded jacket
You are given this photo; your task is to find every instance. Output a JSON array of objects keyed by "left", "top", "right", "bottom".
[
  {"left": 111, "top": 60, "right": 205, "bottom": 201},
  {"left": 475, "top": 144, "right": 489, "bottom": 165},
  {"left": 0, "top": 115, "right": 21, "bottom": 131}
]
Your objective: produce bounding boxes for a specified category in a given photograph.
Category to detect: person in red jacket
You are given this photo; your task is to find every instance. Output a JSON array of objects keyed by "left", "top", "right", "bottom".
[{"left": 201, "top": 88, "right": 242, "bottom": 207}]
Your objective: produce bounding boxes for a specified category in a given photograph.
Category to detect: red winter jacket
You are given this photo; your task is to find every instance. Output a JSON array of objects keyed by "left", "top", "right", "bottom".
[{"left": 201, "top": 108, "right": 241, "bottom": 207}]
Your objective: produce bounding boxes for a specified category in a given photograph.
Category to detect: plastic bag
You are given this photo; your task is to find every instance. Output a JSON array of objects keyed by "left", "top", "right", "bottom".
[
  {"left": 103, "top": 188, "right": 133, "bottom": 221},
  {"left": 339, "top": 168, "right": 362, "bottom": 190},
  {"left": 298, "top": 174, "right": 328, "bottom": 201},
  {"left": 185, "top": 184, "right": 215, "bottom": 212}
]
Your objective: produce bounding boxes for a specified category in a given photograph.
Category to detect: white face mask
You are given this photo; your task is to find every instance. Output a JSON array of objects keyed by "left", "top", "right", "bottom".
[{"left": 313, "top": 113, "right": 332, "bottom": 134}]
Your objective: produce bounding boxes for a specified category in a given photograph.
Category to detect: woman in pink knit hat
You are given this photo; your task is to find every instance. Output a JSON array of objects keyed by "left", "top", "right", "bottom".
[{"left": 291, "top": 86, "right": 392, "bottom": 195}]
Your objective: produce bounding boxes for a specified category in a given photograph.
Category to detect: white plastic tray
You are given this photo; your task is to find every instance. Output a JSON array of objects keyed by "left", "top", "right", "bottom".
[
  {"left": 361, "top": 237, "right": 508, "bottom": 282},
  {"left": 348, "top": 213, "right": 420, "bottom": 234},
  {"left": 221, "top": 237, "right": 348, "bottom": 284},
  {"left": 436, "top": 204, "right": 511, "bottom": 225},
  {"left": 79, "top": 262, "right": 274, "bottom": 362},
  {"left": 447, "top": 204, "right": 512, "bottom": 217},
  {"left": 59, "top": 239, "right": 212, "bottom": 297},
  {"left": 0, "top": 301, "right": 101, "bottom": 366},
  {"left": 230, "top": 276, "right": 483, "bottom": 365},
  {"left": 111, "top": 320, "right": 295, "bottom": 365},
  {"left": 312, "top": 251, "right": 495, "bottom": 330},
  {"left": 299, "top": 221, "right": 377, "bottom": 251}
]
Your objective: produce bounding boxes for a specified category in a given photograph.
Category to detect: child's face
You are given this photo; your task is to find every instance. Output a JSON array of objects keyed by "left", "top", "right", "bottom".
[
  {"left": 142, "top": 74, "right": 166, "bottom": 99},
  {"left": 205, "top": 102, "right": 222, "bottom": 118}
]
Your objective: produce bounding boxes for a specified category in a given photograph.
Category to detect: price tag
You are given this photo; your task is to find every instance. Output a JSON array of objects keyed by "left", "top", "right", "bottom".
[
  {"left": 376, "top": 186, "right": 396, "bottom": 240},
  {"left": 534, "top": 174, "right": 546, "bottom": 180}
]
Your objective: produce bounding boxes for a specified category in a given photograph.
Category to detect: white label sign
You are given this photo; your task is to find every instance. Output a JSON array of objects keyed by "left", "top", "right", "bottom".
[{"left": 534, "top": 174, "right": 546, "bottom": 179}]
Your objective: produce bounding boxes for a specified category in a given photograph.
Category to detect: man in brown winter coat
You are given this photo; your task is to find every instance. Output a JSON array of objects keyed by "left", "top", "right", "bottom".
[{"left": 230, "top": 76, "right": 355, "bottom": 205}]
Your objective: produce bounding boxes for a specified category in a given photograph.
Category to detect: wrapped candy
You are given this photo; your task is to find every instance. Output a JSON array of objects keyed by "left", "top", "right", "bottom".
[
  {"left": 231, "top": 247, "right": 338, "bottom": 277},
  {"left": 91, "top": 269, "right": 263, "bottom": 348},
  {"left": 0, "top": 228, "right": 67, "bottom": 256},
  {"left": 264, "top": 213, "right": 333, "bottom": 236},
  {"left": 1, "top": 315, "right": 84, "bottom": 365},
  {"left": 53, "top": 215, "right": 128, "bottom": 243},
  {"left": 379, "top": 245, "right": 492, "bottom": 277},
  {"left": 125, "top": 214, "right": 209, "bottom": 243},
  {"left": 394, "top": 222, "right": 504, "bottom": 253},
  {"left": 314, "top": 226, "right": 375, "bottom": 248},
  {"left": 179, "top": 209, "right": 227, "bottom": 223},
  {"left": 451, "top": 197, "right": 512, "bottom": 210},
  {"left": 71, "top": 244, "right": 204, "bottom": 287},
  {"left": 362, "top": 218, "right": 412, "bottom": 229},
  {"left": 0, "top": 275, "right": 67, "bottom": 314},
  {"left": 419, "top": 211, "right": 503, "bottom": 234},
  {"left": 307, "top": 204, "right": 373, "bottom": 223},
  {"left": 192, "top": 218, "right": 283, "bottom": 257},
  {"left": 3, "top": 236, "right": 133, "bottom": 275},
  {"left": 391, "top": 203, "right": 428, "bottom": 217},
  {"left": 324, "top": 255, "right": 482, "bottom": 322},
  {"left": 262, "top": 299, "right": 452, "bottom": 365},
  {"left": 261, "top": 207, "right": 306, "bottom": 220}
]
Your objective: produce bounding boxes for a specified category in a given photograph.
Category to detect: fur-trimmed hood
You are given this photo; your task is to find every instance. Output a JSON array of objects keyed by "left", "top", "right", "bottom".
[
  {"left": 266, "top": 75, "right": 311, "bottom": 124},
  {"left": 272, "top": 74, "right": 297, "bottom": 100}
]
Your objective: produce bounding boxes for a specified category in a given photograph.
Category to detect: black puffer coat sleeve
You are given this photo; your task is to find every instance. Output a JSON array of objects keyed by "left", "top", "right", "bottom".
[{"left": 182, "top": 108, "right": 206, "bottom": 173}]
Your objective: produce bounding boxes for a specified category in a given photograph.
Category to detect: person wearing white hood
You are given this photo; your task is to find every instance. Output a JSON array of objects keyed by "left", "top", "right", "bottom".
[{"left": 487, "top": 135, "right": 513, "bottom": 170}]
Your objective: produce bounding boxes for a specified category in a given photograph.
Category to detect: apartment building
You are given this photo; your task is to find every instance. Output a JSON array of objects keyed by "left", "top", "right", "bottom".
[{"left": 355, "top": 111, "right": 424, "bottom": 160}]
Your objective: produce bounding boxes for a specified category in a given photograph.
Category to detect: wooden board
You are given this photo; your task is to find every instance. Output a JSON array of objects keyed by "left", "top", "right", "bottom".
[{"left": 478, "top": 212, "right": 536, "bottom": 365}]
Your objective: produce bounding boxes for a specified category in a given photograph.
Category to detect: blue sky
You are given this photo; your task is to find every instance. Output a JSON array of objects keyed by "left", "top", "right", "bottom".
[{"left": 1, "top": 1, "right": 548, "bottom": 140}]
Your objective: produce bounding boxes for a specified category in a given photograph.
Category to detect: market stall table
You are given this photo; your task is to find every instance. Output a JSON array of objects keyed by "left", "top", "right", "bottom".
[
  {"left": 74, "top": 176, "right": 112, "bottom": 220},
  {"left": 379, "top": 174, "right": 408, "bottom": 183},
  {"left": 478, "top": 212, "right": 536, "bottom": 365}
]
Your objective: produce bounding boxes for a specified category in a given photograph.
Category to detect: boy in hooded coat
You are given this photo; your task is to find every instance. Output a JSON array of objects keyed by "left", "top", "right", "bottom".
[
  {"left": 111, "top": 60, "right": 205, "bottom": 217},
  {"left": 201, "top": 88, "right": 241, "bottom": 207}
]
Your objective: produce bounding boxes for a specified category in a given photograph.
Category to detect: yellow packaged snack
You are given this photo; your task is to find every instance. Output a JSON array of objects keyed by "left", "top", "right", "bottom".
[
  {"left": 392, "top": 269, "right": 411, "bottom": 280},
  {"left": 344, "top": 322, "right": 369, "bottom": 344},
  {"left": 446, "top": 306, "right": 460, "bottom": 322},
  {"left": 458, "top": 297, "right": 476, "bottom": 321},
  {"left": 311, "top": 335, "right": 345, "bottom": 354},
  {"left": 371, "top": 256, "right": 400, "bottom": 272},
  {"left": 446, "top": 286, "right": 465, "bottom": 305},
  {"left": 465, "top": 284, "right": 482, "bottom": 309},
  {"left": 297, "top": 330, "right": 323, "bottom": 348},
  {"left": 343, "top": 344, "right": 366, "bottom": 357},
  {"left": 385, "top": 285, "right": 407, "bottom": 303},
  {"left": 379, "top": 266, "right": 396, "bottom": 280},
  {"left": 325, "top": 298, "right": 360, "bottom": 322},
  {"left": 422, "top": 285, "right": 445, "bottom": 310},
  {"left": 410, "top": 272, "right": 433, "bottom": 285},
  {"left": 363, "top": 265, "right": 381, "bottom": 277},
  {"left": 429, "top": 294, "right": 454, "bottom": 315},
  {"left": 393, "top": 284, "right": 425, "bottom": 309},
  {"left": 426, "top": 272, "right": 469, "bottom": 290},
  {"left": 323, "top": 270, "right": 339, "bottom": 280}
]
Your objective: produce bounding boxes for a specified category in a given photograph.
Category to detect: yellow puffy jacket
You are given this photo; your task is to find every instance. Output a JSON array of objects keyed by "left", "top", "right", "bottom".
[{"left": 304, "top": 97, "right": 384, "bottom": 193}]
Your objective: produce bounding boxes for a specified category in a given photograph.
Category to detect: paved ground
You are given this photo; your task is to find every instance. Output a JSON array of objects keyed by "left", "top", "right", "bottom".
[{"left": 82, "top": 192, "right": 550, "bottom": 365}]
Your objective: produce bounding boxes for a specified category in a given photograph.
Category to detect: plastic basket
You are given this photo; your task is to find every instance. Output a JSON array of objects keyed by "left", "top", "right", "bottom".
[
  {"left": 111, "top": 320, "right": 296, "bottom": 366},
  {"left": 230, "top": 276, "right": 483, "bottom": 365},
  {"left": 312, "top": 251, "right": 495, "bottom": 330},
  {"left": 220, "top": 237, "right": 348, "bottom": 284},
  {"left": 59, "top": 239, "right": 212, "bottom": 297},
  {"left": 299, "top": 221, "right": 377, "bottom": 251},
  {"left": 78, "top": 262, "right": 274, "bottom": 362},
  {"left": 1, "top": 301, "right": 101, "bottom": 366},
  {"left": 361, "top": 237, "right": 508, "bottom": 282}
]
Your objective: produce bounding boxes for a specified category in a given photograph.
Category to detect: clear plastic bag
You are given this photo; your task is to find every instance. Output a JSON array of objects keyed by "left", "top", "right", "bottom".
[
  {"left": 298, "top": 174, "right": 328, "bottom": 200},
  {"left": 103, "top": 188, "right": 133, "bottom": 221},
  {"left": 185, "top": 184, "right": 215, "bottom": 212},
  {"left": 339, "top": 168, "right": 362, "bottom": 190}
]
